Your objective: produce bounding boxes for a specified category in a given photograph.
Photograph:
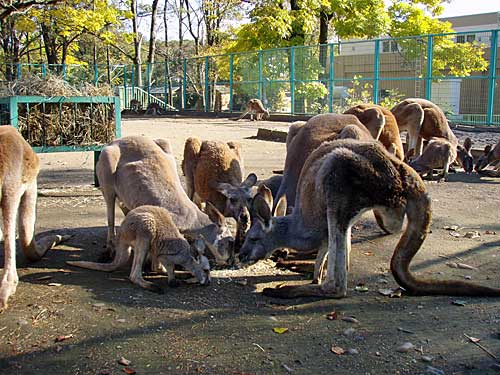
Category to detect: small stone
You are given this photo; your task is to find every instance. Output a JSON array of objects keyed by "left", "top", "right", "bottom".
[
  {"left": 375, "top": 351, "right": 381, "bottom": 356},
  {"left": 347, "top": 348, "right": 359, "bottom": 355},
  {"left": 464, "top": 275, "right": 472, "bottom": 280},
  {"left": 343, "top": 328, "right": 356, "bottom": 336},
  {"left": 396, "top": 342, "right": 414, "bottom": 353},
  {"left": 422, "top": 355, "right": 433, "bottom": 362}
]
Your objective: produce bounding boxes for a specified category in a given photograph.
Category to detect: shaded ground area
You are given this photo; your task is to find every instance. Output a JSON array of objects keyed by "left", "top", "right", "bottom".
[{"left": 1, "top": 117, "right": 500, "bottom": 375}]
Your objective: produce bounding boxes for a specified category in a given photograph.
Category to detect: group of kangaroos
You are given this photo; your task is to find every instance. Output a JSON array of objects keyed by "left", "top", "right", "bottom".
[{"left": 1, "top": 97, "right": 500, "bottom": 311}]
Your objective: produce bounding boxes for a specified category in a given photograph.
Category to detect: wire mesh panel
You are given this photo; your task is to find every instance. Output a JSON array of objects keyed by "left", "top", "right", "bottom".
[
  {"left": 208, "top": 55, "right": 231, "bottom": 112},
  {"left": 184, "top": 57, "right": 206, "bottom": 111}
]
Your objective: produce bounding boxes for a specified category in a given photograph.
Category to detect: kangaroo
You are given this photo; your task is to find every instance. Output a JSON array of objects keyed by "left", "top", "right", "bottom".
[
  {"left": 0, "top": 126, "right": 70, "bottom": 310},
  {"left": 408, "top": 137, "right": 457, "bottom": 181},
  {"left": 237, "top": 99, "right": 269, "bottom": 121},
  {"left": 239, "top": 139, "right": 500, "bottom": 299},
  {"left": 391, "top": 98, "right": 457, "bottom": 160},
  {"left": 96, "top": 136, "right": 234, "bottom": 266},
  {"left": 146, "top": 102, "right": 164, "bottom": 116},
  {"left": 129, "top": 99, "right": 142, "bottom": 113},
  {"left": 182, "top": 137, "right": 257, "bottom": 248},
  {"left": 457, "top": 137, "right": 474, "bottom": 174},
  {"left": 344, "top": 104, "right": 404, "bottom": 160},
  {"left": 476, "top": 139, "right": 500, "bottom": 176},
  {"left": 68, "top": 206, "right": 211, "bottom": 292},
  {"left": 274, "top": 113, "right": 374, "bottom": 211}
]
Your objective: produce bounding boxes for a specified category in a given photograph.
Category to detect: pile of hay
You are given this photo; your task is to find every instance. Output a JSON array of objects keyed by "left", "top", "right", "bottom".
[{"left": 0, "top": 75, "right": 116, "bottom": 147}]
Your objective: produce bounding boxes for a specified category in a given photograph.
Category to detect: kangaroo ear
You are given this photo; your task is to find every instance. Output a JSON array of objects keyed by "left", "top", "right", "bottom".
[
  {"left": 273, "top": 195, "right": 287, "bottom": 217},
  {"left": 252, "top": 194, "right": 272, "bottom": 227},
  {"left": 206, "top": 202, "right": 225, "bottom": 227},
  {"left": 256, "top": 184, "right": 273, "bottom": 210},
  {"left": 242, "top": 173, "right": 257, "bottom": 188}
]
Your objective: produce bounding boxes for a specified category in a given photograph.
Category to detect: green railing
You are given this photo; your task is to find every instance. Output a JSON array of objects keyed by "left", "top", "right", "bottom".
[{"left": 3, "top": 29, "right": 500, "bottom": 126}]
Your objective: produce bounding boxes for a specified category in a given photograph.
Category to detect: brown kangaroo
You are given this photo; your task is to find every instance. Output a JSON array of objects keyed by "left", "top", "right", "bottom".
[
  {"left": 237, "top": 99, "right": 269, "bottom": 121},
  {"left": 0, "top": 126, "right": 69, "bottom": 310},
  {"left": 476, "top": 139, "right": 500, "bottom": 176},
  {"left": 391, "top": 98, "right": 457, "bottom": 159},
  {"left": 68, "top": 205, "right": 211, "bottom": 292},
  {"left": 239, "top": 139, "right": 500, "bottom": 299},
  {"left": 344, "top": 104, "right": 404, "bottom": 160}
]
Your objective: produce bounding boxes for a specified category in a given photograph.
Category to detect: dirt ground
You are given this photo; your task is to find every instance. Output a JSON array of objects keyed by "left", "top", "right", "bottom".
[{"left": 1, "top": 117, "right": 500, "bottom": 375}]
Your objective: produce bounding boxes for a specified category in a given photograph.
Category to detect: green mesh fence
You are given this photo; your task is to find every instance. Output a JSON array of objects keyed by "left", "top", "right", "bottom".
[{"left": 3, "top": 29, "right": 500, "bottom": 125}]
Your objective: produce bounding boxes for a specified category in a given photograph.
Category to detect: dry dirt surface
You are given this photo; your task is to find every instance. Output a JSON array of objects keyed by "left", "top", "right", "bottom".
[{"left": 1, "top": 117, "right": 500, "bottom": 375}]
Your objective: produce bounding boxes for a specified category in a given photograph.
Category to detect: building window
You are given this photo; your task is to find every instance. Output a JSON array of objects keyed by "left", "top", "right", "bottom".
[
  {"left": 456, "top": 34, "right": 475, "bottom": 44},
  {"left": 382, "top": 40, "right": 398, "bottom": 53}
]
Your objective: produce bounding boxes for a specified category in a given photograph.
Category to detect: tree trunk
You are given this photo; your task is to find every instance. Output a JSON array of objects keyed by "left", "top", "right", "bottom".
[
  {"left": 164, "top": 0, "right": 173, "bottom": 107},
  {"left": 131, "top": 0, "right": 142, "bottom": 86},
  {"left": 318, "top": 10, "right": 330, "bottom": 72},
  {"left": 147, "top": 0, "right": 160, "bottom": 85}
]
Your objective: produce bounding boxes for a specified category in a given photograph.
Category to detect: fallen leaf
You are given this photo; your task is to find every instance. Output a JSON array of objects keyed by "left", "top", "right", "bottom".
[
  {"left": 331, "top": 345, "right": 345, "bottom": 355},
  {"left": 443, "top": 225, "right": 459, "bottom": 231},
  {"left": 464, "top": 231, "right": 480, "bottom": 239},
  {"left": 378, "top": 288, "right": 393, "bottom": 296},
  {"left": 47, "top": 283, "right": 62, "bottom": 287},
  {"left": 54, "top": 334, "right": 74, "bottom": 342},
  {"left": 118, "top": 357, "right": 131, "bottom": 366},
  {"left": 122, "top": 368, "right": 136, "bottom": 374},
  {"left": 449, "top": 231, "right": 461, "bottom": 238},
  {"left": 354, "top": 286, "right": 368, "bottom": 293},
  {"left": 467, "top": 336, "right": 481, "bottom": 343},
  {"left": 326, "top": 311, "right": 338, "bottom": 320},
  {"left": 456, "top": 263, "right": 477, "bottom": 270},
  {"left": 363, "top": 251, "right": 373, "bottom": 256},
  {"left": 341, "top": 316, "right": 359, "bottom": 324},
  {"left": 36, "top": 275, "right": 53, "bottom": 281},
  {"left": 273, "top": 327, "right": 288, "bottom": 334},
  {"left": 452, "top": 300, "right": 467, "bottom": 306},
  {"left": 485, "top": 230, "right": 496, "bottom": 235},
  {"left": 390, "top": 288, "right": 402, "bottom": 298}
]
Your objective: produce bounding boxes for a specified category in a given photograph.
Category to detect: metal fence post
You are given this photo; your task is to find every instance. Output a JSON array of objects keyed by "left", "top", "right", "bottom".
[
  {"left": 373, "top": 40, "right": 380, "bottom": 104},
  {"left": 62, "top": 64, "right": 67, "bottom": 81},
  {"left": 146, "top": 63, "right": 151, "bottom": 106},
  {"left": 487, "top": 30, "right": 498, "bottom": 125},
  {"left": 328, "top": 44, "right": 334, "bottom": 113},
  {"left": 290, "top": 46, "right": 295, "bottom": 115},
  {"left": 258, "top": 50, "right": 263, "bottom": 99},
  {"left": 183, "top": 58, "right": 187, "bottom": 110},
  {"left": 229, "top": 54, "right": 234, "bottom": 113},
  {"left": 93, "top": 64, "right": 99, "bottom": 85},
  {"left": 205, "top": 56, "right": 210, "bottom": 112},
  {"left": 123, "top": 65, "right": 128, "bottom": 108},
  {"left": 42, "top": 63, "right": 46, "bottom": 78},
  {"left": 425, "top": 35, "right": 433, "bottom": 100},
  {"left": 16, "top": 63, "right": 21, "bottom": 80}
]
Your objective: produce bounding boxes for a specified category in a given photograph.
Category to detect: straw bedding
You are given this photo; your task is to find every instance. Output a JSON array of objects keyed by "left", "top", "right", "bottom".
[{"left": 0, "top": 75, "right": 116, "bottom": 146}]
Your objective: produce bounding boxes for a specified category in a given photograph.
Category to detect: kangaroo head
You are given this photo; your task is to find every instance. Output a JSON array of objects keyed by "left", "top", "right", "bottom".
[
  {"left": 187, "top": 239, "right": 211, "bottom": 285},
  {"left": 216, "top": 173, "right": 257, "bottom": 229},
  {"left": 202, "top": 202, "right": 235, "bottom": 266},
  {"left": 240, "top": 185, "right": 287, "bottom": 264},
  {"left": 344, "top": 105, "right": 385, "bottom": 140},
  {"left": 475, "top": 144, "right": 493, "bottom": 171}
]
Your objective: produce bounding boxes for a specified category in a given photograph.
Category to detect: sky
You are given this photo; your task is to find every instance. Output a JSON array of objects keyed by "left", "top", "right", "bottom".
[{"left": 440, "top": 0, "right": 500, "bottom": 18}]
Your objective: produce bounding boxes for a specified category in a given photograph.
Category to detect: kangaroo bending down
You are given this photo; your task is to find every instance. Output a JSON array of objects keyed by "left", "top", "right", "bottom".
[
  {"left": 96, "top": 136, "right": 234, "bottom": 266},
  {"left": 408, "top": 137, "right": 457, "bottom": 181},
  {"left": 0, "top": 126, "right": 69, "bottom": 310},
  {"left": 275, "top": 114, "right": 374, "bottom": 210},
  {"left": 344, "top": 104, "right": 404, "bottom": 160},
  {"left": 68, "top": 206, "right": 211, "bottom": 292},
  {"left": 476, "top": 139, "right": 500, "bottom": 176},
  {"left": 239, "top": 139, "right": 500, "bottom": 299},
  {"left": 237, "top": 99, "right": 269, "bottom": 121},
  {"left": 391, "top": 98, "right": 457, "bottom": 159},
  {"left": 457, "top": 137, "right": 474, "bottom": 174},
  {"left": 182, "top": 137, "right": 257, "bottom": 247}
]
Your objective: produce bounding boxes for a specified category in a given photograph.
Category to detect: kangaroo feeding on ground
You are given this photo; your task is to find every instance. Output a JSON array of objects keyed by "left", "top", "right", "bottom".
[
  {"left": 239, "top": 139, "right": 500, "bottom": 299},
  {"left": 96, "top": 136, "right": 234, "bottom": 266},
  {"left": 391, "top": 98, "right": 457, "bottom": 160},
  {"left": 0, "top": 126, "right": 69, "bottom": 311},
  {"left": 68, "top": 206, "right": 211, "bottom": 292},
  {"left": 182, "top": 137, "right": 257, "bottom": 247},
  {"left": 408, "top": 137, "right": 457, "bottom": 181},
  {"left": 237, "top": 99, "right": 269, "bottom": 121},
  {"left": 456, "top": 137, "right": 474, "bottom": 174},
  {"left": 476, "top": 139, "right": 500, "bottom": 176},
  {"left": 129, "top": 99, "right": 142, "bottom": 113},
  {"left": 344, "top": 103, "right": 404, "bottom": 160},
  {"left": 146, "top": 102, "right": 165, "bottom": 116}
]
